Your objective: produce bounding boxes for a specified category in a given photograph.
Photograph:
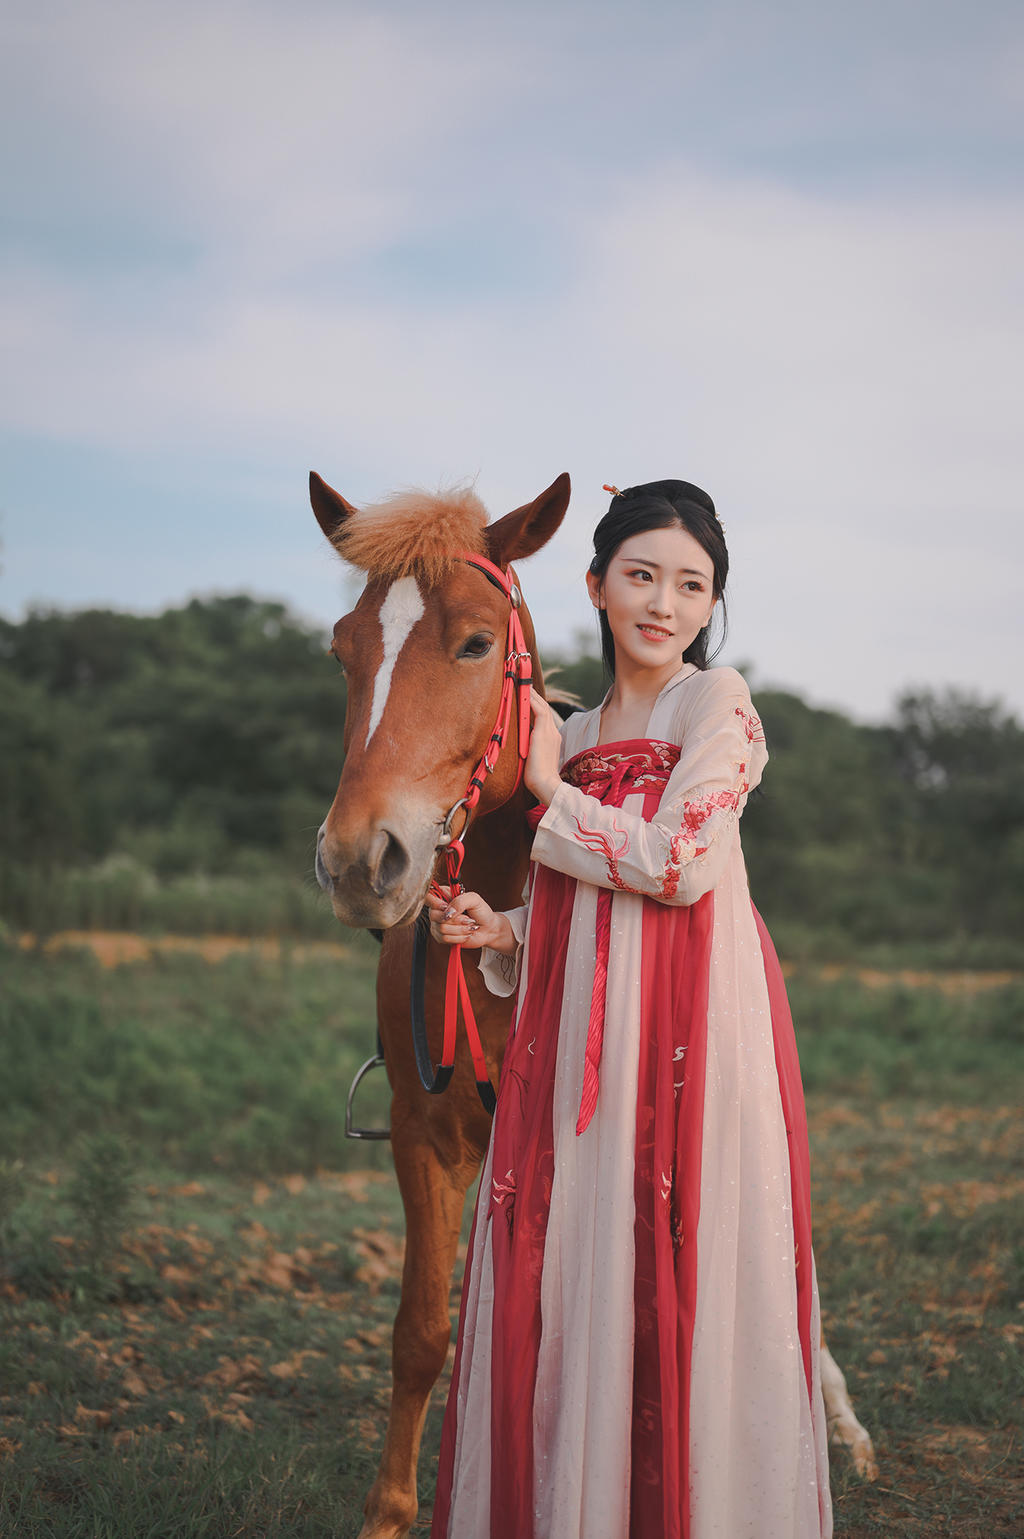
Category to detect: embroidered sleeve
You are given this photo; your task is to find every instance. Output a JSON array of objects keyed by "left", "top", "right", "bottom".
[
  {"left": 530, "top": 676, "right": 767, "bottom": 907},
  {"left": 477, "top": 904, "right": 529, "bottom": 997}
]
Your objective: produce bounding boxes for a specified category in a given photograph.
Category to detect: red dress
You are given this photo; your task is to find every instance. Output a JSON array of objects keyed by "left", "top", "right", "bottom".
[{"left": 432, "top": 665, "right": 832, "bottom": 1539}]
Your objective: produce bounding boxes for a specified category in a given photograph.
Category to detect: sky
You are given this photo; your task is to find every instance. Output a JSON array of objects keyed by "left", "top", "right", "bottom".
[{"left": 2, "top": 0, "right": 1022, "bottom": 721}]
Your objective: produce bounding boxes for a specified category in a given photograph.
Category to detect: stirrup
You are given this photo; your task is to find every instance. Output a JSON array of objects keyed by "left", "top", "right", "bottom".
[{"left": 345, "top": 1052, "right": 391, "bottom": 1140}]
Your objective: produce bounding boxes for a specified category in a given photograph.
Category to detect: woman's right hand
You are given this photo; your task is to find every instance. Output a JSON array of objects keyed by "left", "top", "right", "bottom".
[{"left": 425, "top": 887, "right": 516, "bottom": 954}]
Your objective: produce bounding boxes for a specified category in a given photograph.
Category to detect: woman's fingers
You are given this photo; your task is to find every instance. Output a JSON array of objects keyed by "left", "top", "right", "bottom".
[
  {"left": 427, "top": 888, "right": 491, "bottom": 946},
  {"left": 530, "top": 686, "right": 555, "bottom": 721}
]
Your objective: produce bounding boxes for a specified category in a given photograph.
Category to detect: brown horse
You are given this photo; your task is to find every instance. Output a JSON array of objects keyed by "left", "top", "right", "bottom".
[
  {"left": 312, "top": 470, "right": 570, "bottom": 1537},
  {"left": 310, "top": 471, "right": 876, "bottom": 1538}
]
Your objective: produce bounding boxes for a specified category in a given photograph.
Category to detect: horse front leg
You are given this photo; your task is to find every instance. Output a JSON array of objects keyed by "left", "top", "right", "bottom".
[{"left": 358, "top": 1108, "right": 477, "bottom": 1539}]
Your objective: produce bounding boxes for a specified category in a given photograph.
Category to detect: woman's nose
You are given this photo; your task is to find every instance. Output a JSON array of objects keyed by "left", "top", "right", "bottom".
[{"left": 648, "top": 586, "right": 673, "bottom": 615}]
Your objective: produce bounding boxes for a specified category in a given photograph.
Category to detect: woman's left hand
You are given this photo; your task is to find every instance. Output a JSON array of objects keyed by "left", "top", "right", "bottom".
[{"left": 525, "top": 688, "right": 563, "bottom": 804}]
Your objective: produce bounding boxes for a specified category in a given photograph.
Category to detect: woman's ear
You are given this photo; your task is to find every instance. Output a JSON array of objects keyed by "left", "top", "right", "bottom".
[{"left": 586, "top": 569, "right": 604, "bottom": 609}]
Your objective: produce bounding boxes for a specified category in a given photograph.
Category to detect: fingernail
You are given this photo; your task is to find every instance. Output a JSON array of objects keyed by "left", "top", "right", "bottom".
[{"left": 444, "top": 907, "right": 454, "bottom": 920}]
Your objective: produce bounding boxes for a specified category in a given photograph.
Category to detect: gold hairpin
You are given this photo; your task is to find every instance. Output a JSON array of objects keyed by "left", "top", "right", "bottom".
[{"left": 602, "top": 483, "right": 622, "bottom": 497}]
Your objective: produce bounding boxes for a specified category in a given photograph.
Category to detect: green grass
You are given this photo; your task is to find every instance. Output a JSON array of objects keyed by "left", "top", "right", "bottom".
[
  {"left": 1, "top": 857, "right": 341, "bottom": 939},
  {"left": 787, "top": 972, "right": 1024, "bottom": 1103},
  {"left": 1, "top": 938, "right": 1022, "bottom": 1535},
  {"left": 0, "top": 939, "right": 389, "bottom": 1174}
]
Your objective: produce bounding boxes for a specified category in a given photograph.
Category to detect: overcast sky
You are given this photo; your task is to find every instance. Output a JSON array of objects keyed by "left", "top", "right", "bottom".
[{"left": 2, "top": 0, "right": 1021, "bottom": 720}]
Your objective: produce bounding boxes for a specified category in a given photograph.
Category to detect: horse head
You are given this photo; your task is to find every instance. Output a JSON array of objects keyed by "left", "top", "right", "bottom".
[{"left": 310, "top": 470, "right": 570, "bottom": 929}]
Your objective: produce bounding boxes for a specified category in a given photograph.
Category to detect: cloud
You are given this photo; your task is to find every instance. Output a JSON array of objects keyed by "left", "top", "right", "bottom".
[{"left": 2, "top": 0, "right": 1022, "bottom": 717}]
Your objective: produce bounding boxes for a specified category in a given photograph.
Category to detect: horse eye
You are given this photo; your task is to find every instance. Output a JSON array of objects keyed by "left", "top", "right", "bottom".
[{"left": 459, "top": 634, "right": 493, "bottom": 659}]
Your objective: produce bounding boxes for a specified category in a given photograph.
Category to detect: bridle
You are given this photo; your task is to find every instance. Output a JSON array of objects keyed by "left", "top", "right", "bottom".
[
  {"left": 436, "top": 554, "right": 533, "bottom": 857},
  {"left": 410, "top": 551, "right": 534, "bottom": 1114}
]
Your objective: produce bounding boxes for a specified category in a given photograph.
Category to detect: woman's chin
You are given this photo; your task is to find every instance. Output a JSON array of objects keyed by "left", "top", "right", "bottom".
[{"left": 617, "top": 632, "right": 685, "bottom": 669}]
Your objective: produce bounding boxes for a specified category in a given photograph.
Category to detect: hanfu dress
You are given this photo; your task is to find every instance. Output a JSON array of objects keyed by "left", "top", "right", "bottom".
[{"left": 431, "top": 663, "right": 833, "bottom": 1539}]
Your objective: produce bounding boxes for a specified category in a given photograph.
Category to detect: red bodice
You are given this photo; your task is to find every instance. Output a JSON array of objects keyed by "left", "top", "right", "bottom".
[{"left": 528, "top": 738, "right": 682, "bottom": 1133}]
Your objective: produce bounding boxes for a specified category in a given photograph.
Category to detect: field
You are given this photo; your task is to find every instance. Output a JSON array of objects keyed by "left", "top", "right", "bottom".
[{"left": 1, "top": 934, "right": 1022, "bottom": 1537}]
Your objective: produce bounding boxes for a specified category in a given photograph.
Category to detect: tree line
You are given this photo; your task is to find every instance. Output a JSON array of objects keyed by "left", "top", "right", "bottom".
[{"left": 2, "top": 595, "right": 1021, "bottom": 956}]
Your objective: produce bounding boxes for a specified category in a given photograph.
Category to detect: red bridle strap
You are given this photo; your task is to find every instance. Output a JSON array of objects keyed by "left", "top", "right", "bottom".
[{"left": 422, "top": 551, "right": 534, "bottom": 1113}]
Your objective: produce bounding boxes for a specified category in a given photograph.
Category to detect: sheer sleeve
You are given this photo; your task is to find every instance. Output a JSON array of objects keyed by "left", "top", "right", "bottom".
[
  {"left": 477, "top": 903, "right": 529, "bottom": 997},
  {"left": 530, "top": 670, "right": 767, "bottom": 907}
]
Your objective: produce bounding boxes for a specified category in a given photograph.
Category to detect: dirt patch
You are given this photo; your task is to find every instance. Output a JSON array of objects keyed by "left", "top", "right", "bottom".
[
  {"left": 18, "top": 931, "right": 353, "bottom": 967},
  {"left": 785, "top": 962, "right": 1020, "bottom": 996},
  {"left": 22, "top": 933, "right": 1020, "bottom": 990}
]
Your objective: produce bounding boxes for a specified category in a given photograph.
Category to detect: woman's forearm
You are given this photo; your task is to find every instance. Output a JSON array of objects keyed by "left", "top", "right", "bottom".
[{"left": 482, "top": 911, "right": 519, "bottom": 955}]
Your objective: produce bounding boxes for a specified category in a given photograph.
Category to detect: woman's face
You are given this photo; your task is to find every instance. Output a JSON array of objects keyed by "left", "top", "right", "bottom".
[{"left": 586, "top": 523, "right": 717, "bottom": 674}]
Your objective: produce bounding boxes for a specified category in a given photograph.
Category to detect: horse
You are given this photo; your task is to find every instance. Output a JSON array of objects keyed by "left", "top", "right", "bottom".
[{"left": 309, "top": 470, "right": 876, "bottom": 1539}]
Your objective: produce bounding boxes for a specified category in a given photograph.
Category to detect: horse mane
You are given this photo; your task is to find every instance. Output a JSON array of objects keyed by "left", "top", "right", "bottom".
[{"left": 333, "top": 485, "right": 488, "bottom": 586}]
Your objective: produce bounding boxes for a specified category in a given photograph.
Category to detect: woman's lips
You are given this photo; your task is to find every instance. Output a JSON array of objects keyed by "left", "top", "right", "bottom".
[{"left": 637, "top": 624, "right": 673, "bottom": 640}]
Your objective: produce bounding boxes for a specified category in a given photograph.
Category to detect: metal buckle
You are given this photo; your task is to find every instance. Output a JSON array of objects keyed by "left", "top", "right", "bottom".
[{"left": 438, "top": 796, "right": 469, "bottom": 846}]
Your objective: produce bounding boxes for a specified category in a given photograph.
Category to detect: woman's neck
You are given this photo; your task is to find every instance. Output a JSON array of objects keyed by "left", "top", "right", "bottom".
[
  {"left": 606, "top": 653, "right": 686, "bottom": 713},
  {"left": 597, "top": 655, "right": 687, "bottom": 744}
]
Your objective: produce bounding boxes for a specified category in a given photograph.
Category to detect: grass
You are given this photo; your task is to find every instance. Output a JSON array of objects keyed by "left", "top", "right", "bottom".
[
  {"left": 0, "top": 938, "right": 390, "bottom": 1175},
  {"left": 0, "top": 935, "right": 1022, "bottom": 1535},
  {"left": 0, "top": 1165, "right": 410, "bottom": 1537},
  {"left": 1, "top": 857, "right": 341, "bottom": 940}
]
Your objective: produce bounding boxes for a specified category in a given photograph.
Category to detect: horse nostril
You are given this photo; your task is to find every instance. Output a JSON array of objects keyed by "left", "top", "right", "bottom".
[
  {"left": 368, "top": 827, "right": 410, "bottom": 898},
  {"left": 315, "top": 828, "right": 335, "bottom": 892}
]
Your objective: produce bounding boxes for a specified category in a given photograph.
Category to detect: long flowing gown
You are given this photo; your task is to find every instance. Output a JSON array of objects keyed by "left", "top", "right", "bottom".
[{"left": 431, "top": 664, "right": 833, "bottom": 1539}]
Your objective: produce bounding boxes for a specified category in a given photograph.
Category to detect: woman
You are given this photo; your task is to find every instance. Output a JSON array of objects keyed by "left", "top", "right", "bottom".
[{"left": 427, "top": 480, "right": 833, "bottom": 1539}]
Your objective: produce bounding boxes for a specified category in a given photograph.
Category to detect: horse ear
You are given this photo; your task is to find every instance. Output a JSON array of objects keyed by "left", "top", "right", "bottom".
[
  {"left": 310, "top": 471, "right": 358, "bottom": 545},
  {"left": 485, "top": 472, "right": 571, "bottom": 568}
]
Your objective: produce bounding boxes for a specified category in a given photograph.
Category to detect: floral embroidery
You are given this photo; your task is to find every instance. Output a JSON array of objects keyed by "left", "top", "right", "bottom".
[
  {"left": 491, "top": 1166, "right": 517, "bottom": 1236},
  {"left": 492, "top": 1167, "right": 516, "bottom": 1204},
  {"left": 496, "top": 952, "right": 517, "bottom": 988},
  {"left": 564, "top": 711, "right": 758, "bottom": 899},
  {"left": 659, "top": 783, "right": 749, "bottom": 898},
  {"left": 662, "top": 1165, "right": 684, "bottom": 1250},
  {"left": 735, "top": 705, "right": 765, "bottom": 745},
  {"left": 563, "top": 740, "right": 681, "bottom": 796},
  {"left": 571, "top": 814, "right": 637, "bottom": 891}
]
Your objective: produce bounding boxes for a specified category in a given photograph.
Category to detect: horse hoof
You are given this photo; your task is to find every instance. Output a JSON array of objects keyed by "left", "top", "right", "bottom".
[
  {"left": 830, "top": 1423, "right": 879, "bottom": 1481},
  {"left": 356, "top": 1521, "right": 412, "bottom": 1539},
  {"left": 356, "top": 1492, "right": 418, "bottom": 1539}
]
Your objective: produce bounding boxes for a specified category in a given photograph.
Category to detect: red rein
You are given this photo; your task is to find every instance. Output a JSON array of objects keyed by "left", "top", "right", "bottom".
[{"left": 426, "top": 553, "right": 533, "bottom": 1111}]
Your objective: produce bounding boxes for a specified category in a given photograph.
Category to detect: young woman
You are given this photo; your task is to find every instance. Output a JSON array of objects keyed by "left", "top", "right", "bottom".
[{"left": 427, "top": 480, "right": 833, "bottom": 1539}]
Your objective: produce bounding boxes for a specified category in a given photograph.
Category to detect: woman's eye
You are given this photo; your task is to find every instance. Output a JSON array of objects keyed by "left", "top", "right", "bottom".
[
  {"left": 628, "top": 569, "right": 653, "bottom": 581},
  {"left": 459, "top": 634, "right": 493, "bottom": 659}
]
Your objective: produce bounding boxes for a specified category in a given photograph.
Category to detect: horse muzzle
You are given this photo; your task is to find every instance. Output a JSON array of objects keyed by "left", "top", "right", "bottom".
[{"left": 315, "top": 818, "right": 435, "bottom": 929}]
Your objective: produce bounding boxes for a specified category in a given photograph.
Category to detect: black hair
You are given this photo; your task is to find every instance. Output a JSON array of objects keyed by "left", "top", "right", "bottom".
[{"left": 589, "top": 479, "right": 728, "bottom": 677}]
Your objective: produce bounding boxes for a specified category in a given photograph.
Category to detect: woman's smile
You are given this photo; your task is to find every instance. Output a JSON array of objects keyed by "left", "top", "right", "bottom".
[{"left": 587, "top": 525, "right": 717, "bottom": 686}]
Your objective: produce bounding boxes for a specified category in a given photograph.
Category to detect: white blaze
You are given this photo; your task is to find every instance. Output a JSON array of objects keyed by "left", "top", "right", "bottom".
[{"left": 365, "top": 575, "right": 425, "bottom": 745}]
